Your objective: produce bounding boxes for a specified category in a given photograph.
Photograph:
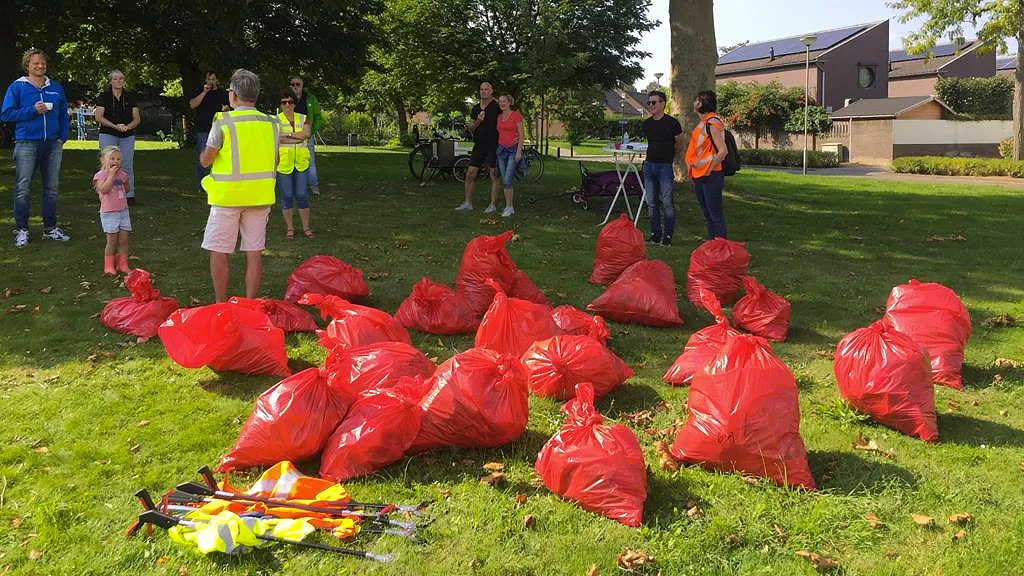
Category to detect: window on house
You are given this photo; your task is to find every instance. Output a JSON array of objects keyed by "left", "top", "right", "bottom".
[{"left": 857, "top": 65, "right": 877, "bottom": 89}]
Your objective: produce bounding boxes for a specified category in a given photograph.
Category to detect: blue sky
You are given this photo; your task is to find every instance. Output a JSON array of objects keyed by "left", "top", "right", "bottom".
[{"left": 636, "top": 0, "right": 1008, "bottom": 88}]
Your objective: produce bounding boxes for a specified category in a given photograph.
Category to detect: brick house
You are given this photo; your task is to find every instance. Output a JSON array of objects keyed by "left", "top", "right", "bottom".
[
  {"left": 887, "top": 42, "right": 995, "bottom": 97},
  {"left": 715, "top": 20, "right": 889, "bottom": 112}
]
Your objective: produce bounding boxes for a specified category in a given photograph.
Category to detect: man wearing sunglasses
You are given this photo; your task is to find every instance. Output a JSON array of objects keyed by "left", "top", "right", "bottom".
[
  {"left": 641, "top": 91, "right": 684, "bottom": 246},
  {"left": 289, "top": 76, "right": 323, "bottom": 196},
  {"left": 189, "top": 71, "right": 230, "bottom": 192}
]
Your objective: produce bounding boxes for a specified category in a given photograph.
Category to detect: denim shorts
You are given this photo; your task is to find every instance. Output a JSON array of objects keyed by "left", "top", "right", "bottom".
[{"left": 99, "top": 209, "right": 132, "bottom": 233}]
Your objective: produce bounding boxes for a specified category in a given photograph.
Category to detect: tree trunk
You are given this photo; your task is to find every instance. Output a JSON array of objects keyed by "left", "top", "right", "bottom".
[
  {"left": 391, "top": 93, "right": 408, "bottom": 136},
  {"left": 669, "top": 0, "right": 717, "bottom": 179},
  {"left": 1, "top": 2, "right": 19, "bottom": 84},
  {"left": 1014, "top": 37, "right": 1024, "bottom": 161},
  {"left": 176, "top": 47, "right": 201, "bottom": 150}
]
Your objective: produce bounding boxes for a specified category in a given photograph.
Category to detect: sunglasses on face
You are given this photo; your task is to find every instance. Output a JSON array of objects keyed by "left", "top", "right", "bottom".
[
  {"left": 280, "top": 100, "right": 294, "bottom": 105},
  {"left": 290, "top": 82, "right": 302, "bottom": 87},
  {"left": 647, "top": 100, "right": 661, "bottom": 106}
]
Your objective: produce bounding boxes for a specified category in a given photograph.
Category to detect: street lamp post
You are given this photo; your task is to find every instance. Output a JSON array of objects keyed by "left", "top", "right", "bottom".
[
  {"left": 800, "top": 35, "right": 817, "bottom": 175},
  {"left": 654, "top": 72, "right": 663, "bottom": 86}
]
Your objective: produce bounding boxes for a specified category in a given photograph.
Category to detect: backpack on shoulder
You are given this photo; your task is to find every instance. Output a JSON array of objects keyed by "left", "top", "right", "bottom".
[{"left": 705, "top": 119, "right": 740, "bottom": 176}]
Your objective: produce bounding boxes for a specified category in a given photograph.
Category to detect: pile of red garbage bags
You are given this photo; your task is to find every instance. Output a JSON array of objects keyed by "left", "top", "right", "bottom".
[{"left": 832, "top": 279, "right": 970, "bottom": 441}]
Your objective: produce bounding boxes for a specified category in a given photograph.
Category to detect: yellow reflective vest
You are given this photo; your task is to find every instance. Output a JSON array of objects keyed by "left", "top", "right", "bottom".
[
  {"left": 202, "top": 109, "right": 279, "bottom": 206},
  {"left": 277, "top": 112, "right": 310, "bottom": 174}
]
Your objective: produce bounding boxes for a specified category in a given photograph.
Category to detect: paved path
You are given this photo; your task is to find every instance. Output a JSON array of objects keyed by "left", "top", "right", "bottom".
[{"left": 560, "top": 155, "right": 1024, "bottom": 189}]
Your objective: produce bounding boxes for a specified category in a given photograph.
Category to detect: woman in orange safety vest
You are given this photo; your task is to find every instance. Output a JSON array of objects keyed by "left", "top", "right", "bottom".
[{"left": 684, "top": 90, "right": 730, "bottom": 239}]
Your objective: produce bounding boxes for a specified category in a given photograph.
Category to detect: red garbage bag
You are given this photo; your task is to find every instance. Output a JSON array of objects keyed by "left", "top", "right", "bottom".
[
  {"left": 319, "top": 376, "right": 428, "bottom": 482},
  {"left": 670, "top": 334, "right": 816, "bottom": 490},
  {"left": 284, "top": 255, "right": 369, "bottom": 302},
  {"left": 475, "top": 279, "right": 559, "bottom": 356},
  {"left": 589, "top": 214, "right": 646, "bottom": 286},
  {"left": 686, "top": 238, "right": 751, "bottom": 306},
  {"left": 454, "top": 231, "right": 518, "bottom": 316},
  {"left": 730, "top": 276, "right": 791, "bottom": 341},
  {"left": 882, "top": 279, "right": 971, "bottom": 389},
  {"left": 100, "top": 269, "right": 179, "bottom": 338},
  {"left": 535, "top": 383, "right": 647, "bottom": 527},
  {"left": 395, "top": 278, "right": 479, "bottom": 335},
  {"left": 322, "top": 341, "right": 436, "bottom": 398},
  {"left": 587, "top": 259, "right": 683, "bottom": 327},
  {"left": 551, "top": 305, "right": 610, "bottom": 344},
  {"left": 300, "top": 293, "right": 410, "bottom": 351},
  {"left": 509, "top": 269, "right": 550, "bottom": 306},
  {"left": 228, "top": 297, "right": 318, "bottom": 333},
  {"left": 159, "top": 303, "right": 290, "bottom": 377},
  {"left": 409, "top": 347, "right": 529, "bottom": 452},
  {"left": 834, "top": 321, "right": 938, "bottom": 442},
  {"left": 522, "top": 335, "right": 633, "bottom": 400},
  {"left": 663, "top": 290, "right": 740, "bottom": 386},
  {"left": 218, "top": 368, "right": 347, "bottom": 471}
]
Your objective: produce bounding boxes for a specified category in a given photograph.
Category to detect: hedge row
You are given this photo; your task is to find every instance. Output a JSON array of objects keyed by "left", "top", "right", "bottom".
[
  {"left": 739, "top": 148, "right": 839, "bottom": 168},
  {"left": 892, "top": 156, "right": 1024, "bottom": 178}
]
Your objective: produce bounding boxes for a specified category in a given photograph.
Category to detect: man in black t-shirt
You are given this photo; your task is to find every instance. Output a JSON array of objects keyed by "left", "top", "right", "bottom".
[
  {"left": 188, "top": 71, "right": 230, "bottom": 191},
  {"left": 455, "top": 82, "right": 500, "bottom": 211},
  {"left": 641, "top": 90, "right": 684, "bottom": 246}
]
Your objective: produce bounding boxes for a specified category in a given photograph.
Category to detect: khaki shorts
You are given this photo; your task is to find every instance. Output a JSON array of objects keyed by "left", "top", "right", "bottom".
[{"left": 201, "top": 205, "right": 271, "bottom": 254}]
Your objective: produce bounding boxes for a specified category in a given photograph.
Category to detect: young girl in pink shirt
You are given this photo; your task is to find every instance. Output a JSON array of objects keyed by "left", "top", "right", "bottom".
[{"left": 93, "top": 146, "right": 133, "bottom": 275}]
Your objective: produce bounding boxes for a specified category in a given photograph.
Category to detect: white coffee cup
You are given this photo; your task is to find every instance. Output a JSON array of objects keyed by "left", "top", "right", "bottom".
[{"left": 44, "top": 102, "right": 53, "bottom": 111}]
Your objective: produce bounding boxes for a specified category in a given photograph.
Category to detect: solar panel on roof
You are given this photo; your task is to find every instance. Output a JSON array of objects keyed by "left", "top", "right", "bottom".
[
  {"left": 997, "top": 57, "right": 1016, "bottom": 70},
  {"left": 717, "top": 24, "right": 868, "bottom": 65},
  {"left": 889, "top": 43, "right": 968, "bottom": 63}
]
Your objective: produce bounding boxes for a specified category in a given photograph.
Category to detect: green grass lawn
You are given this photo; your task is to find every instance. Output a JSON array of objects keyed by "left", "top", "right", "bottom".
[{"left": 1, "top": 146, "right": 1022, "bottom": 575}]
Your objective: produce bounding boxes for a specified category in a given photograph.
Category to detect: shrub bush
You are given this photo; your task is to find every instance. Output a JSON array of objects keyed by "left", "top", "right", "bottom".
[
  {"left": 999, "top": 138, "right": 1013, "bottom": 160},
  {"left": 892, "top": 156, "right": 1024, "bottom": 178},
  {"left": 739, "top": 148, "right": 839, "bottom": 168}
]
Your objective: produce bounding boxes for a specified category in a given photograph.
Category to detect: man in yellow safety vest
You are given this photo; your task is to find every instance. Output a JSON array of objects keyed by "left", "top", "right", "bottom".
[{"left": 199, "top": 69, "right": 279, "bottom": 302}]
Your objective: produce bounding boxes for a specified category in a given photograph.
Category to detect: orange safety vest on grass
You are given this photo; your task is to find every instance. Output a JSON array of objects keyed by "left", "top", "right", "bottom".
[{"left": 686, "top": 112, "right": 725, "bottom": 179}]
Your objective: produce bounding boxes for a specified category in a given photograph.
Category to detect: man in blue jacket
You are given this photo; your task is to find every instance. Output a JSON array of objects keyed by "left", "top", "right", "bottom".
[{"left": 1, "top": 48, "right": 71, "bottom": 247}]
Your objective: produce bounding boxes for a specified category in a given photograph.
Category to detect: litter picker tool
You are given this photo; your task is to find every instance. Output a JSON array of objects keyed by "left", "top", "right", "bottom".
[{"left": 197, "top": 465, "right": 425, "bottom": 516}]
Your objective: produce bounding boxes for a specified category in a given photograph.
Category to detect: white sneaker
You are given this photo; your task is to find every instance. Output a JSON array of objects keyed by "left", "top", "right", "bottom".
[
  {"left": 454, "top": 202, "right": 473, "bottom": 211},
  {"left": 483, "top": 204, "right": 497, "bottom": 214},
  {"left": 42, "top": 227, "right": 70, "bottom": 242},
  {"left": 500, "top": 207, "right": 515, "bottom": 218},
  {"left": 14, "top": 229, "right": 29, "bottom": 248}
]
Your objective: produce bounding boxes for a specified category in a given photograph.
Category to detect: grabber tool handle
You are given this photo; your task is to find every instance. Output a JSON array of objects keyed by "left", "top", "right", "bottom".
[
  {"left": 257, "top": 534, "right": 394, "bottom": 562},
  {"left": 197, "top": 466, "right": 218, "bottom": 489},
  {"left": 124, "top": 489, "right": 157, "bottom": 538}
]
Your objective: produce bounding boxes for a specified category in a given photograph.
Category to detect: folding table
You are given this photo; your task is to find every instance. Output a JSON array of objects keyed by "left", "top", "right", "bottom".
[{"left": 599, "top": 144, "right": 648, "bottom": 226}]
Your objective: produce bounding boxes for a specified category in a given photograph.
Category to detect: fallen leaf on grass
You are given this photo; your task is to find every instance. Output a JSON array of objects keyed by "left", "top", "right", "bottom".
[
  {"left": 686, "top": 505, "right": 704, "bottom": 517},
  {"left": 616, "top": 548, "right": 654, "bottom": 570},
  {"left": 853, "top": 433, "right": 896, "bottom": 459},
  {"left": 911, "top": 513, "right": 934, "bottom": 526},
  {"left": 479, "top": 472, "right": 505, "bottom": 486},
  {"left": 864, "top": 512, "right": 883, "bottom": 528},
  {"left": 156, "top": 555, "right": 169, "bottom": 566},
  {"left": 621, "top": 410, "right": 654, "bottom": 427},
  {"left": 94, "top": 460, "right": 111, "bottom": 465},
  {"left": 10, "top": 517, "right": 23, "bottom": 528},
  {"left": 927, "top": 234, "right": 966, "bottom": 242},
  {"left": 948, "top": 513, "right": 974, "bottom": 525},
  {"left": 178, "top": 566, "right": 188, "bottom": 576},
  {"left": 773, "top": 524, "right": 786, "bottom": 540},
  {"left": 795, "top": 550, "right": 838, "bottom": 570},
  {"left": 189, "top": 296, "right": 202, "bottom": 306},
  {"left": 478, "top": 219, "right": 499, "bottom": 226},
  {"left": 953, "top": 529, "right": 967, "bottom": 541},
  {"left": 725, "top": 534, "right": 743, "bottom": 547},
  {"left": 38, "top": 287, "right": 52, "bottom": 294},
  {"left": 654, "top": 441, "right": 678, "bottom": 471},
  {"left": 742, "top": 475, "right": 761, "bottom": 485},
  {"left": 531, "top": 476, "right": 546, "bottom": 489},
  {"left": 27, "top": 550, "right": 42, "bottom": 561},
  {"left": 31, "top": 446, "right": 48, "bottom": 454},
  {"left": 136, "top": 420, "right": 150, "bottom": 428},
  {"left": 460, "top": 459, "right": 476, "bottom": 467},
  {"left": 514, "top": 493, "right": 527, "bottom": 508},
  {"left": 29, "top": 439, "right": 45, "bottom": 449},
  {"left": 999, "top": 409, "right": 1009, "bottom": 417},
  {"left": 585, "top": 564, "right": 599, "bottom": 576},
  {"left": 129, "top": 444, "right": 141, "bottom": 453},
  {"left": 5, "top": 305, "right": 27, "bottom": 314},
  {"left": 993, "top": 374, "right": 1003, "bottom": 385},
  {"left": 947, "top": 400, "right": 961, "bottom": 412},
  {"left": 3, "top": 287, "right": 26, "bottom": 299},
  {"left": 522, "top": 514, "right": 536, "bottom": 529},
  {"left": 994, "top": 358, "right": 1021, "bottom": 368},
  {"left": 482, "top": 462, "right": 504, "bottom": 473},
  {"left": 982, "top": 314, "right": 1016, "bottom": 328},
  {"left": 438, "top": 489, "right": 451, "bottom": 500},
  {"left": 884, "top": 551, "right": 899, "bottom": 558},
  {"left": 813, "top": 349, "right": 834, "bottom": 359},
  {"left": 365, "top": 271, "right": 390, "bottom": 280}
]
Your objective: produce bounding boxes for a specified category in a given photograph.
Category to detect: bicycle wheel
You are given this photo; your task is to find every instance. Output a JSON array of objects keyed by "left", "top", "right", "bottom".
[
  {"left": 408, "top": 143, "right": 432, "bottom": 180},
  {"left": 453, "top": 156, "right": 471, "bottom": 183},
  {"left": 523, "top": 149, "right": 544, "bottom": 181}
]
